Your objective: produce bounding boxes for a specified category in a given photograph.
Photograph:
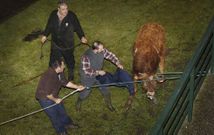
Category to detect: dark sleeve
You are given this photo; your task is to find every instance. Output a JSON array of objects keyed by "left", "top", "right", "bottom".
[
  {"left": 43, "top": 11, "right": 54, "bottom": 37},
  {"left": 71, "top": 12, "right": 85, "bottom": 39}
]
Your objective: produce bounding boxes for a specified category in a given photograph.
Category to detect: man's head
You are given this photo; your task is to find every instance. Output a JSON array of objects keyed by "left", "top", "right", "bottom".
[
  {"left": 52, "top": 59, "right": 65, "bottom": 73},
  {"left": 92, "top": 41, "right": 104, "bottom": 53},
  {"left": 58, "top": 0, "right": 68, "bottom": 17}
]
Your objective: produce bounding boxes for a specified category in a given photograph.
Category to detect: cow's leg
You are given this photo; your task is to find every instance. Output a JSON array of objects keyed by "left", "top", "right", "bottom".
[
  {"left": 139, "top": 73, "right": 149, "bottom": 93},
  {"left": 146, "top": 76, "right": 158, "bottom": 104},
  {"left": 159, "top": 56, "right": 164, "bottom": 74},
  {"left": 124, "top": 95, "right": 134, "bottom": 112},
  {"left": 133, "top": 74, "right": 139, "bottom": 94},
  {"left": 158, "top": 56, "right": 165, "bottom": 83}
]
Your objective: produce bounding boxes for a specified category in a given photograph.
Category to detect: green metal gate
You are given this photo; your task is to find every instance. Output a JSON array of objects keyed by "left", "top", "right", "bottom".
[{"left": 150, "top": 16, "right": 214, "bottom": 135}]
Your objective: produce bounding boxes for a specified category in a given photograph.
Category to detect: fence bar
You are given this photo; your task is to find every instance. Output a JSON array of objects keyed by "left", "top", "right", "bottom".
[
  {"left": 188, "top": 69, "right": 195, "bottom": 122},
  {"left": 211, "top": 36, "right": 214, "bottom": 73},
  {"left": 150, "top": 16, "right": 214, "bottom": 135}
]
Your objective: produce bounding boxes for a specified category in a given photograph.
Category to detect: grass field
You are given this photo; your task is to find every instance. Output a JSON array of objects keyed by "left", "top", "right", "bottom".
[{"left": 0, "top": 0, "right": 214, "bottom": 134}]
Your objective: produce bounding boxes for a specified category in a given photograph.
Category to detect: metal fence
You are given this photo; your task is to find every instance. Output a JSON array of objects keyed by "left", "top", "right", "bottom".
[{"left": 150, "top": 16, "right": 214, "bottom": 135}]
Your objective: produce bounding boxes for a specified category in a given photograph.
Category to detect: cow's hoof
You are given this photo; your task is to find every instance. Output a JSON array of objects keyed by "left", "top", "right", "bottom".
[
  {"left": 124, "top": 96, "right": 133, "bottom": 111},
  {"left": 106, "top": 104, "right": 116, "bottom": 112},
  {"left": 156, "top": 75, "right": 166, "bottom": 83},
  {"left": 124, "top": 103, "right": 132, "bottom": 112},
  {"left": 124, "top": 105, "right": 132, "bottom": 112},
  {"left": 157, "top": 79, "right": 166, "bottom": 83},
  {"left": 147, "top": 95, "right": 158, "bottom": 104}
]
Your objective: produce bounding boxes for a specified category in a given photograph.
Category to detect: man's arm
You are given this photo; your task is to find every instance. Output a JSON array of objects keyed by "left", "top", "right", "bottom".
[
  {"left": 41, "top": 11, "right": 54, "bottom": 43},
  {"left": 47, "top": 94, "right": 62, "bottom": 104},
  {"left": 72, "top": 12, "right": 87, "bottom": 43},
  {"left": 82, "top": 56, "right": 97, "bottom": 76},
  {"left": 82, "top": 56, "right": 105, "bottom": 76},
  {"left": 103, "top": 48, "right": 123, "bottom": 69},
  {"left": 66, "top": 82, "right": 85, "bottom": 91},
  {"left": 43, "top": 12, "right": 54, "bottom": 37}
]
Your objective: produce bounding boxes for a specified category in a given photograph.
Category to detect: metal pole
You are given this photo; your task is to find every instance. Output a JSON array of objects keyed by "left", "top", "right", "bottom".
[
  {"left": 211, "top": 35, "right": 214, "bottom": 74},
  {"left": 188, "top": 69, "right": 195, "bottom": 122}
]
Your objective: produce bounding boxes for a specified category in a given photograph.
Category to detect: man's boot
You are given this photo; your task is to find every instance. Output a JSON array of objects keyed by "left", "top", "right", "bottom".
[
  {"left": 75, "top": 97, "right": 83, "bottom": 112},
  {"left": 104, "top": 95, "right": 115, "bottom": 112},
  {"left": 124, "top": 95, "right": 134, "bottom": 111}
]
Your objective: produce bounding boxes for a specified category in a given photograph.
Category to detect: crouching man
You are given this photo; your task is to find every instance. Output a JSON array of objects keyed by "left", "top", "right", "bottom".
[
  {"left": 76, "top": 41, "right": 123, "bottom": 112},
  {"left": 35, "top": 59, "right": 84, "bottom": 135}
]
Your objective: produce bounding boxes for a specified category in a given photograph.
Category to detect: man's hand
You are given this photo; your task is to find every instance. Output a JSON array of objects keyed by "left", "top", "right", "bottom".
[
  {"left": 47, "top": 94, "right": 62, "bottom": 104},
  {"left": 66, "top": 82, "right": 86, "bottom": 91},
  {"left": 117, "top": 63, "right": 124, "bottom": 69},
  {"left": 97, "top": 70, "right": 106, "bottom": 76},
  {"left": 77, "top": 85, "right": 85, "bottom": 91},
  {"left": 55, "top": 98, "right": 62, "bottom": 104},
  {"left": 81, "top": 37, "right": 88, "bottom": 44},
  {"left": 41, "top": 36, "right": 47, "bottom": 44}
]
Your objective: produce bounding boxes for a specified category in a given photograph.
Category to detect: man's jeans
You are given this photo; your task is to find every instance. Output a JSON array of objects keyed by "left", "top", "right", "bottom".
[
  {"left": 79, "top": 76, "right": 110, "bottom": 100},
  {"left": 38, "top": 99, "right": 73, "bottom": 134},
  {"left": 96, "top": 68, "right": 135, "bottom": 96}
]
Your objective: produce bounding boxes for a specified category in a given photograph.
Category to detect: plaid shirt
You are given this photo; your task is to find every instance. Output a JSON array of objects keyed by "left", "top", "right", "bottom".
[{"left": 82, "top": 48, "right": 120, "bottom": 76}]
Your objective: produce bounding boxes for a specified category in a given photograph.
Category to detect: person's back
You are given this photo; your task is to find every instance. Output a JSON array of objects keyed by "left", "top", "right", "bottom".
[{"left": 36, "top": 68, "right": 58, "bottom": 100}]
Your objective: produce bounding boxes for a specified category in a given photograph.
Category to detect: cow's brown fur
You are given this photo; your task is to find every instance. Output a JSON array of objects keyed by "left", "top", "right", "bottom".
[{"left": 133, "top": 23, "right": 165, "bottom": 98}]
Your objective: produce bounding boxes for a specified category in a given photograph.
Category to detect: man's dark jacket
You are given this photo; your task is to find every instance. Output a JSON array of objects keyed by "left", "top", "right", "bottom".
[{"left": 43, "top": 10, "right": 85, "bottom": 49}]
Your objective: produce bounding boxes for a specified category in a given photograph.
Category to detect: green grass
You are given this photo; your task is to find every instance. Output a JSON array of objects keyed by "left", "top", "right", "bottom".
[{"left": 0, "top": 0, "right": 214, "bottom": 134}]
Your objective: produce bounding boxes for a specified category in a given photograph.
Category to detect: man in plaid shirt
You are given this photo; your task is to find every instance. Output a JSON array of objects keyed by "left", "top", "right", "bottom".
[
  {"left": 76, "top": 41, "right": 123, "bottom": 112},
  {"left": 81, "top": 46, "right": 123, "bottom": 77}
]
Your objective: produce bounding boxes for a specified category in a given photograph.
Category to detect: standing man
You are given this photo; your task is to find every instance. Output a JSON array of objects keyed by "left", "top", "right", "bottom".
[
  {"left": 41, "top": 0, "right": 88, "bottom": 81},
  {"left": 35, "top": 59, "right": 84, "bottom": 135},
  {"left": 76, "top": 41, "right": 123, "bottom": 112}
]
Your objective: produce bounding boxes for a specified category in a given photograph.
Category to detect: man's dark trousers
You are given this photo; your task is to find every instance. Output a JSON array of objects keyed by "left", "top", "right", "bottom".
[
  {"left": 38, "top": 100, "right": 73, "bottom": 134},
  {"left": 49, "top": 46, "right": 75, "bottom": 81}
]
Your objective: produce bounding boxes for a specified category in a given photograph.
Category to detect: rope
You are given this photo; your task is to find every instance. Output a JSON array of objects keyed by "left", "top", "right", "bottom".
[
  {"left": 13, "top": 42, "right": 90, "bottom": 87},
  {"left": 40, "top": 40, "right": 90, "bottom": 59},
  {"left": 52, "top": 42, "right": 90, "bottom": 51},
  {"left": 157, "top": 72, "right": 183, "bottom": 75},
  {"left": 0, "top": 76, "right": 181, "bottom": 126},
  {"left": 46, "top": 39, "right": 90, "bottom": 51},
  {"left": 39, "top": 40, "right": 47, "bottom": 59},
  {"left": 0, "top": 89, "right": 81, "bottom": 126},
  {"left": 12, "top": 72, "right": 182, "bottom": 88},
  {"left": 13, "top": 72, "right": 44, "bottom": 88},
  {"left": 87, "top": 76, "right": 181, "bottom": 89}
]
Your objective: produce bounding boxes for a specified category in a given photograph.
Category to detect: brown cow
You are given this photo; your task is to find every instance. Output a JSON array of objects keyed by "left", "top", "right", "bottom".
[{"left": 133, "top": 23, "right": 165, "bottom": 104}]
